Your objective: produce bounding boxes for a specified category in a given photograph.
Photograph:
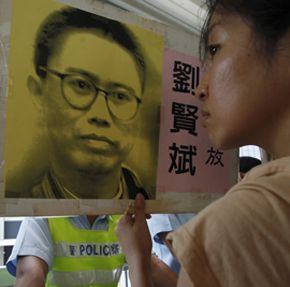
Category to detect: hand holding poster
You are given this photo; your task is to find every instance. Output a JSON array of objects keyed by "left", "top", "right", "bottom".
[{"left": 0, "top": 0, "right": 238, "bottom": 216}]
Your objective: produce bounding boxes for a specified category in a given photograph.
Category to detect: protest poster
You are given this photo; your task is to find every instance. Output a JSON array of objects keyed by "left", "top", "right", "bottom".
[{"left": 0, "top": 0, "right": 238, "bottom": 216}]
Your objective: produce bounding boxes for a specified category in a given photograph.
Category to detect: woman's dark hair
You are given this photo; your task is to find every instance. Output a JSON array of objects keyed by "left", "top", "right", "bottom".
[
  {"left": 34, "top": 7, "right": 146, "bottom": 91},
  {"left": 200, "top": 0, "right": 290, "bottom": 61}
]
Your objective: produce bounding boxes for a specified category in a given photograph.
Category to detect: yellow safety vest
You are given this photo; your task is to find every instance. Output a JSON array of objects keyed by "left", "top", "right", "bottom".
[{"left": 46, "top": 216, "right": 125, "bottom": 287}]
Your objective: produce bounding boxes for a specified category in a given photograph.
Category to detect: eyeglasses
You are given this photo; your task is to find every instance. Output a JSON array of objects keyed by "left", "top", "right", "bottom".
[{"left": 39, "top": 67, "right": 142, "bottom": 121}]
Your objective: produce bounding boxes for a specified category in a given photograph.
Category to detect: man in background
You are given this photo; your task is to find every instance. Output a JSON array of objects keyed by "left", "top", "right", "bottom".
[
  {"left": 239, "top": 156, "right": 262, "bottom": 182},
  {"left": 6, "top": 215, "right": 126, "bottom": 287}
]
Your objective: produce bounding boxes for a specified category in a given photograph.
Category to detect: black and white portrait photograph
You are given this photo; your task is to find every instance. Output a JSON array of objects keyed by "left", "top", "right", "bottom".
[{"left": 4, "top": 0, "right": 163, "bottom": 200}]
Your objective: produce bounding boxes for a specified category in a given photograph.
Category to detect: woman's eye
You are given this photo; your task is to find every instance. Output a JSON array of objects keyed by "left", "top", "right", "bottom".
[{"left": 208, "top": 45, "right": 220, "bottom": 59}]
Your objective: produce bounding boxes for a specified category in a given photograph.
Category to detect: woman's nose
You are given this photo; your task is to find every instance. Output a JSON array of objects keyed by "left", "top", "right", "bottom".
[{"left": 195, "top": 70, "right": 209, "bottom": 101}]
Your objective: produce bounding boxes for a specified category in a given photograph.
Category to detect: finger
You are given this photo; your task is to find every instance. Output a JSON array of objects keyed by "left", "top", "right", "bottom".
[
  {"left": 118, "top": 214, "right": 134, "bottom": 227},
  {"left": 115, "top": 215, "right": 132, "bottom": 237},
  {"left": 131, "top": 214, "right": 136, "bottom": 222},
  {"left": 145, "top": 214, "right": 152, "bottom": 219},
  {"left": 130, "top": 213, "right": 151, "bottom": 221},
  {"left": 133, "top": 193, "right": 146, "bottom": 224}
]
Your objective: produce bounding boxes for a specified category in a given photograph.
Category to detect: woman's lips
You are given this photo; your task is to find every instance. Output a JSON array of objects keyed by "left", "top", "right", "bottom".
[{"left": 201, "top": 110, "right": 210, "bottom": 127}]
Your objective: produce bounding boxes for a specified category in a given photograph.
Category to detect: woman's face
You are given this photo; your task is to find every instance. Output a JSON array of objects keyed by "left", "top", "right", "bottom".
[{"left": 196, "top": 13, "right": 290, "bottom": 153}]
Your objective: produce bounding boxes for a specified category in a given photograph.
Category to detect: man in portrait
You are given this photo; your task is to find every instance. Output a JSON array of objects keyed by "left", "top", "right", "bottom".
[{"left": 5, "top": 5, "right": 160, "bottom": 199}]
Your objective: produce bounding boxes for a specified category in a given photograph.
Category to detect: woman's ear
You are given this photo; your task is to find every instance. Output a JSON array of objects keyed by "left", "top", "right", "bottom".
[
  {"left": 27, "top": 75, "right": 45, "bottom": 111},
  {"left": 238, "top": 172, "right": 244, "bottom": 182}
]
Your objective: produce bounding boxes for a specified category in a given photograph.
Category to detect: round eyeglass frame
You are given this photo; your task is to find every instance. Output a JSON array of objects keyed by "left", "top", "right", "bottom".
[{"left": 39, "top": 66, "right": 142, "bottom": 121}]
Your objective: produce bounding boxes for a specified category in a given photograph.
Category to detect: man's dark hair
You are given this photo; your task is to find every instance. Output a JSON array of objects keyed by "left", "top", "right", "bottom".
[
  {"left": 199, "top": 0, "right": 290, "bottom": 62},
  {"left": 34, "top": 7, "right": 146, "bottom": 91},
  {"left": 239, "top": 156, "right": 261, "bottom": 173}
]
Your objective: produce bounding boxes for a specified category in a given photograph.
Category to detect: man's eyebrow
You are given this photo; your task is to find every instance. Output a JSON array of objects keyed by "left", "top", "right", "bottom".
[
  {"left": 65, "top": 67, "right": 139, "bottom": 95},
  {"left": 65, "top": 67, "right": 98, "bottom": 82}
]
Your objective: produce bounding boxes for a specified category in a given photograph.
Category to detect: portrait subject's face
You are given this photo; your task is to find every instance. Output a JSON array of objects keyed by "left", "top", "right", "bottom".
[{"left": 38, "top": 31, "right": 142, "bottom": 175}]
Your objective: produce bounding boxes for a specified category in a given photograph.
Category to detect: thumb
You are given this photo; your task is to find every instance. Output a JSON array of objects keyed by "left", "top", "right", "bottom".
[{"left": 134, "top": 193, "right": 146, "bottom": 222}]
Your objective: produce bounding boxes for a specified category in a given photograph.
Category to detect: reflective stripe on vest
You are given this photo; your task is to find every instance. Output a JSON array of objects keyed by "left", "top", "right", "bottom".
[
  {"left": 48, "top": 267, "right": 123, "bottom": 287},
  {"left": 47, "top": 216, "right": 125, "bottom": 287}
]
